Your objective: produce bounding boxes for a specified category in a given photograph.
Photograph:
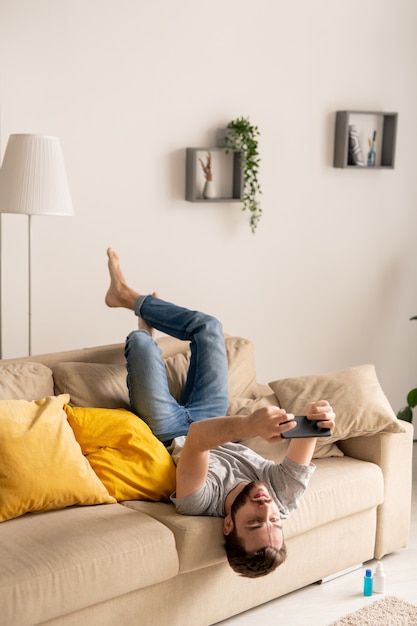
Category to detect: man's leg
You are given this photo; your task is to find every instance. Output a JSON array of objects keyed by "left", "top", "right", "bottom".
[
  {"left": 106, "top": 249, "right": 229, "bottom": 443},
  {"left": 124, "top": 327, "right": 191, "bottom": 443}
]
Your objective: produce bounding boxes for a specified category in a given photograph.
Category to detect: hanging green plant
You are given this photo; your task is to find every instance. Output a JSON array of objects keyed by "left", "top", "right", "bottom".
[
  {"left": 221, "top": 116, "right": 262, "bottom": 234},
  {"left": 397, "top": 315, "right": 417, "bottom": 423}
]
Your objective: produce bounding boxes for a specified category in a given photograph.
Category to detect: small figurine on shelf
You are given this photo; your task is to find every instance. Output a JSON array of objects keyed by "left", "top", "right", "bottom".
[
  {"left": 367, "top": 130, "right": 377, "bottom": 167},
  {"left": 348, "top": 125, "right": 365, "bottom": 166},
  {"left": 199, "top": 151, "right": 216, "bottom": 199}
]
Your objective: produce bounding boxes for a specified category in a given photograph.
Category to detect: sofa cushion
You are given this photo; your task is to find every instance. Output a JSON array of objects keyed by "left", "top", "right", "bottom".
[
  {"left": 122, "top": 500, "right": 225, "bottom": 573},
  {"left": 52, "top": 336, "right": 259, "bottom": 409},
  {"left": 0, "top": 504, "right": 179, "bottom": 626},
  {"left": 65, "top": 405, "right": 176, "bottom": 502},
  {"left": 54, "top": 362, "right": 130, "bottom": 409},
  {"left": 0, "top": 361, "right": 54, "bottom": 400},
  {"left": 269, "top": 364, "right": 405, "bottom": 453},
  {"left": 225, "top": 336, "right": 259, "bottom": 398},
  {"left": 0, "top": 395, "right": 115, "bottom": 522},
  {"left": 284, "top": 456, "right": 384, "bottom": 538},
  {"left": 160, "top": 335, "right": 259, "bottom": 401}
]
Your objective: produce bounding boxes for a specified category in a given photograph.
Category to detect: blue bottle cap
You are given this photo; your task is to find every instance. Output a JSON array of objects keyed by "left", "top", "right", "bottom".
[{"left": 365, "top": 569, "right": 372, "bottom": 577}]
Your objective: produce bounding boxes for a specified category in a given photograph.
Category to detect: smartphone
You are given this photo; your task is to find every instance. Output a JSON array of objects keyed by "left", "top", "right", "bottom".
[{"left": 281, "top": 415, "right": 332, "bottom": 439}]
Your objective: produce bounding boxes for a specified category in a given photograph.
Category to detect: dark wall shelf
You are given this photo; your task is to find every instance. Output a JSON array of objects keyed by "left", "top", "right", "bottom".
[
  {"left": 334, "top": 110, "right": 398, "bottom": 169},
  {"left": 185, "top": 148, "right": 243, "bottom": 202}
]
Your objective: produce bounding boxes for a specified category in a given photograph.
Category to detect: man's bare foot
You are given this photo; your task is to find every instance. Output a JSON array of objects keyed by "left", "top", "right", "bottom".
[
  {"left": 105, "top": 249, "right": 159, "bottom": 337},
  {"left": 105, "top": 248, "right": 139, "bottom": 309}
]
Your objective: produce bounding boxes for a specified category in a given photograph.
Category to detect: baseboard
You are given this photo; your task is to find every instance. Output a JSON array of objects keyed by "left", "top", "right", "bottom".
[{"left": 316, "top": 563, "right": 363, "bottom": 584}]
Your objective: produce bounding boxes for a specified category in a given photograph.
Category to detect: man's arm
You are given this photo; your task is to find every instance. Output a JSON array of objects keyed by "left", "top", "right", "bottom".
[
  {"left": 285, "top": 438, "right": 318, "bottom": 466},
  {"left": 175, "top": 407, "right": 296, "bottom": 499},
  {"left": 176, "top": 401, "right": 336, "bottom": 498}
]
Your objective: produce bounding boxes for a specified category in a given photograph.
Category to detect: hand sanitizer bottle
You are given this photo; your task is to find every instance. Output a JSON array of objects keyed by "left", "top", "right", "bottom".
[
  {"left": 373, "top": 561, "right": 386, "bottom": 593},
  {"left": 363, "top": 569, "right": 373, "bottom": 596}
]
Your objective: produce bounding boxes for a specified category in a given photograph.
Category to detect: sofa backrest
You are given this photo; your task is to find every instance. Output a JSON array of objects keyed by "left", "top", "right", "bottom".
[
  {"left": 0, "top": 336, "right": 191, "bottom": 369},
  {"left": 0, "top": 335, "right": 262, "bottom": 409}
]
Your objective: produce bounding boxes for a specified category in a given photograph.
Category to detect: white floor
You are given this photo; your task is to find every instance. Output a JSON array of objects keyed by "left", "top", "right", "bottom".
[{"left": 217, "top": 441, "right": 417, "bottom": 626}]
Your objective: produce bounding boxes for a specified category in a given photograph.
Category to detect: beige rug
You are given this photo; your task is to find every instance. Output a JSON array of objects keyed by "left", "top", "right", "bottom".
[{"left": 330, "top": 596, "right": 417, "bottom": 625}]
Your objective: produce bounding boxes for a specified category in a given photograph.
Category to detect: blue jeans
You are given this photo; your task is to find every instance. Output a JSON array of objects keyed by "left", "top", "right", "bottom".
[{"left": 124, "top": 295, "right": 229, "bottom": 444}]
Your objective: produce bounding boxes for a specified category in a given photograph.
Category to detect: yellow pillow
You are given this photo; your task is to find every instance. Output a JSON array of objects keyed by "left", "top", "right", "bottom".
[
  {"left": 0, "top": 395, "right": 116, "bottom": 522},
  {"left": 64, "top": 406, "right": 176, "bottom": 502}
]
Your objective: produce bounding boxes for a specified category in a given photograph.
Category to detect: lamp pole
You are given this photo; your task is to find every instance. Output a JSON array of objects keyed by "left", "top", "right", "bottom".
[{"left": 0, "top": 134, "right": 73, "bottom": 357}]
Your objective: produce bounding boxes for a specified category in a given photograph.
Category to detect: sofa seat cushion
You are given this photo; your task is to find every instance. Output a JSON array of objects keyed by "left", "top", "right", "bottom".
[
  {"left": 122, "top": 500, "right": 225, "bottom": 573},
  {"left": 0, "top": 504, "right": 178, "bottom": 626},
  {"left": 284, "top": 456, "right": 384, "bottom": 538},
  {"left": 122, "top": 456, "right": 383, "bottom": 574}
]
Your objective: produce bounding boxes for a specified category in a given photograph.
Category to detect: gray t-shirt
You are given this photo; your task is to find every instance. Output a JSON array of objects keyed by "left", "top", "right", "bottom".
[{"left": 170, "top": 437, "right": 315, "bottom": 518}]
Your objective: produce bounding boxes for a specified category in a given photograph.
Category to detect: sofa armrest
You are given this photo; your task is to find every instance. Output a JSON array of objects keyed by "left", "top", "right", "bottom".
[{"left": 338, "top": 421, "right": 414, "bottom": 558}]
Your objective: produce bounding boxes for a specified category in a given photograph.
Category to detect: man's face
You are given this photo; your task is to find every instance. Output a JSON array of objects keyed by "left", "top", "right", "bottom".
[{"left": 228, "top": 481, "right": 283, "bottom": 554}]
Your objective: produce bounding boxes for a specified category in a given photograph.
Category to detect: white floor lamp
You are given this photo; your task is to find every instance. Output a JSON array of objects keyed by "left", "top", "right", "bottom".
[{"left": 0, "top": 134, "right": 73, "bottom": 356}]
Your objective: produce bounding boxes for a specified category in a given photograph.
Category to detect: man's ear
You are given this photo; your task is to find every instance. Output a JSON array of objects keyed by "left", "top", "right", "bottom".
[{"left": 223, "top": 514, "right": 234, "bottom": 536}]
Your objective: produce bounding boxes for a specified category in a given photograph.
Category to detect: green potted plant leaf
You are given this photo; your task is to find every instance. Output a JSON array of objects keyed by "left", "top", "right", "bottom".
[
  {"left": 397, "top": 316, "right": 417, "bottom": 423},
  {"left": 220, "top": 116, "right": 262, "bottom": 234}
]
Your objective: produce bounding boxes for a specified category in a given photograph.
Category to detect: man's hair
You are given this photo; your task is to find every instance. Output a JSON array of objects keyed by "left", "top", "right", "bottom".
[{"left": 225, "top": 530, "right": 287, "bottom": 578}]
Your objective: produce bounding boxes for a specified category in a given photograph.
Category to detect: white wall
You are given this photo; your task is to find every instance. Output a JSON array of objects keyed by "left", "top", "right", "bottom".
[{"left": 1, "top": 0, "right": 417, "bottom": 413}]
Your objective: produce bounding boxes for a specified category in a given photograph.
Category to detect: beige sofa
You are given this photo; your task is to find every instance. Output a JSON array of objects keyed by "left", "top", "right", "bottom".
[{"left": 0, "top": 335, "right": 413, "bottom": 626}]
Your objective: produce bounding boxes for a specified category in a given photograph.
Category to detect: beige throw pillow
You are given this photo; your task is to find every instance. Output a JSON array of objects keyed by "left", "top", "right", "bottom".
[
  {"left": 225, "top": 337, "right": 259, "bottom": 398},
  {"left": 162, "top": 336, "right": 259, "bottom": 400},
  {"left": 269, "top": 364, "right": 405, "bottom": 449},
  {"left": 53, "top": 362, "right": 130, "bottom": 409},
  {"left": 0, "top": 362, "right": 54, "bottom": 401}
]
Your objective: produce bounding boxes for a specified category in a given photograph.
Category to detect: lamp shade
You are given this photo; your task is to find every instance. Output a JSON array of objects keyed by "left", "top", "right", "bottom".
[{"left": 0, "top": 134, "right": 73, "bottom": 216}]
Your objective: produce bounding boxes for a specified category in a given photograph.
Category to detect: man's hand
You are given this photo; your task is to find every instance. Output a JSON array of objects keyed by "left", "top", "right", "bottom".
[
  {"left": 303, "top": 400, "right": 336, "bottom": 431},
  {"left": 286, "top": 400, "right": 336, "bottom": 466},
  {"left": 248, "top": 406, "right": 297, "bottom": 441}
]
